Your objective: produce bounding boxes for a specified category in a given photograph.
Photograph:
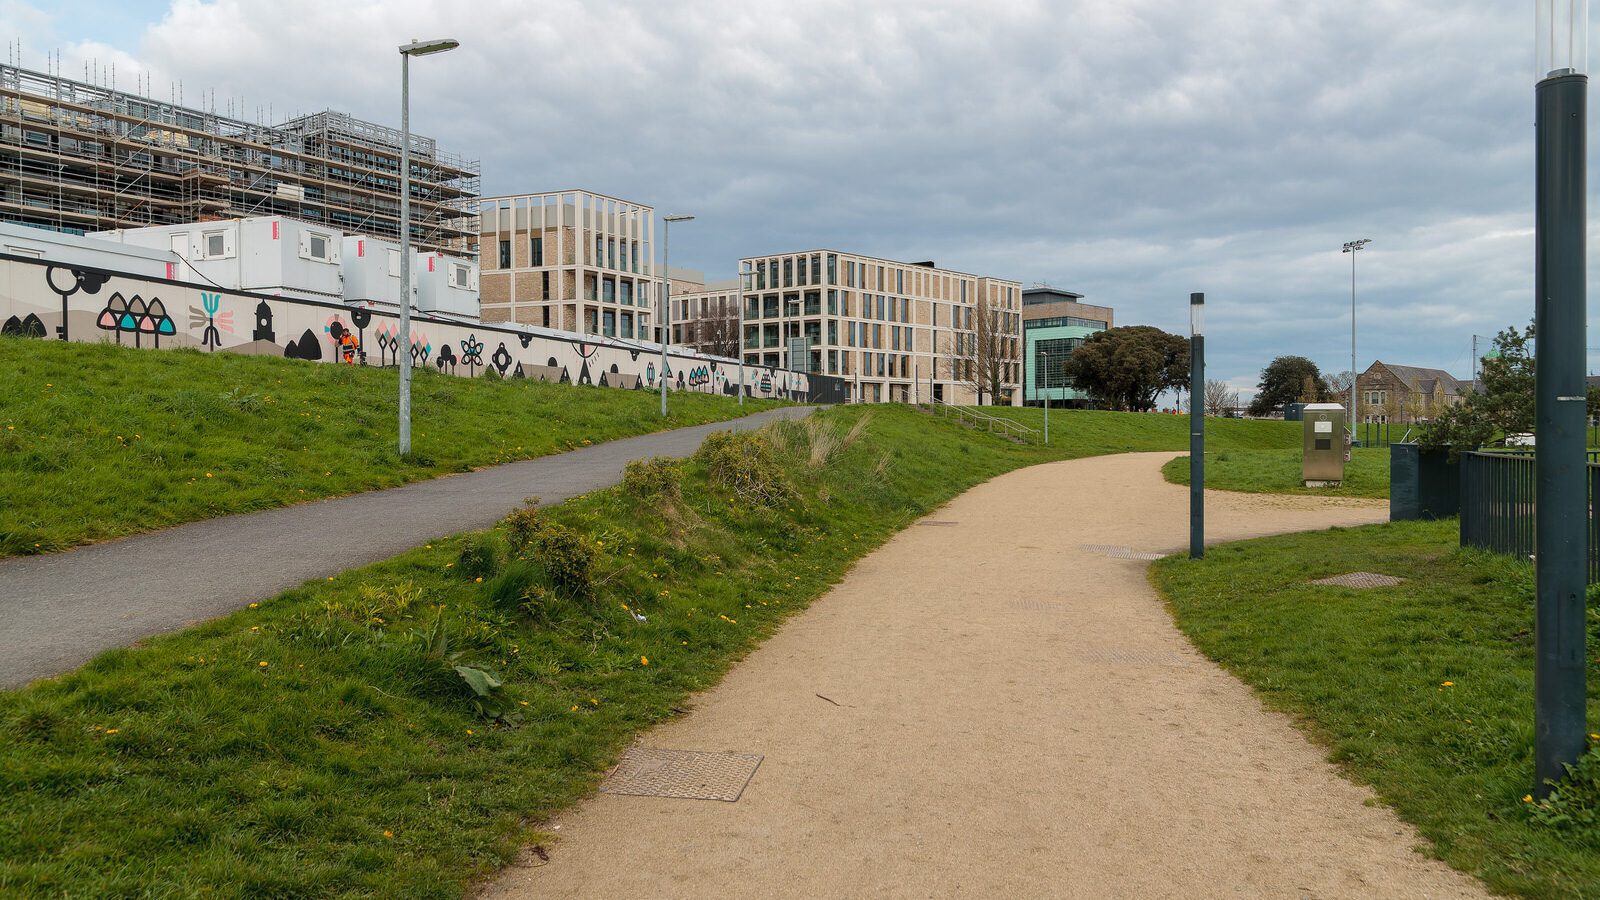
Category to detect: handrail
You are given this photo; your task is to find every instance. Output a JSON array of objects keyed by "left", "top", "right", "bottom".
[{"left": 921, "top": 398, "right": 1040, "bottom": 444}]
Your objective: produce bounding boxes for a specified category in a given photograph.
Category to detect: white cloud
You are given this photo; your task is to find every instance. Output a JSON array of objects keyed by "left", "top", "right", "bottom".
[{"left": 8, "top": 0, "right": 1597, "bottom": 383}]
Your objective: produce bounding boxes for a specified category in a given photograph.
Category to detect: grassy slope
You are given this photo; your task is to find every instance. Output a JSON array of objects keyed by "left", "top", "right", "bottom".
[
  {"left": 1154, "top": 521, "right": 1600, "bottom": 898},
  {"left": 954, "top": 406, "right": 1302, "bottom": 452},
  {"left": 0, "top": 339, "right": 780, "bottom": 557},
  {"left": 1160, "top": 447, "right": 1390, "bottom": 499},
  {"left": 0, "top": 405, "right": 1294, "bottom": 896}
]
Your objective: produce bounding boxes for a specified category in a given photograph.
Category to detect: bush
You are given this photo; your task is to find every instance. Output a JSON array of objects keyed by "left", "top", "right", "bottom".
[
  {"left": 455, "top": 535, "right": 502, "bottom": 580},
  {"left": 531, "top": 523, "right": 595, "bottom": 600},
  {"left": 697, "top": 429, "right": 789, "bottom": 506},
  {"left": 505, "top": 502, "right": 541, "bottom": 551},
  {"left": 622, "top": 457, "right": 683, "bottom": 503}
]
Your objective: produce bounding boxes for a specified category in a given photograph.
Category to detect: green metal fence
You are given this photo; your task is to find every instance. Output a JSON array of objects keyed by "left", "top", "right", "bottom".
[{"left": 1459, "top": 450, "right": 1600, "bottom": 582}]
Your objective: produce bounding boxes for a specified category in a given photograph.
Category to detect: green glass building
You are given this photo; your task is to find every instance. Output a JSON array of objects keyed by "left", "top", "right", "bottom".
[{"left": 1021, "top": 288, "right": 1113, "bottom": 408}]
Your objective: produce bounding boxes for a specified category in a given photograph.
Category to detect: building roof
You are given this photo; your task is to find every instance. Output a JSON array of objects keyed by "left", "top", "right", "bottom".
[{"left": 1372, "top": 362, "right": 1468, "bottom": 396}]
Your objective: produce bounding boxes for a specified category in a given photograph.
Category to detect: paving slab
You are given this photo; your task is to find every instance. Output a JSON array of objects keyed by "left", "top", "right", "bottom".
[
  {"left": 0, "top": 406, "right": 810, "bottom": 688},
  {"left": 482, "top": 451, "right": 1486, "bottom": 899}
]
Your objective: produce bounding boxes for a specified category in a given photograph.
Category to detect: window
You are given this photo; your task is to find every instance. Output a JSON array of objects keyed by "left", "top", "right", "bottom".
[
  {"left": 603, "top": 311, "right": 616, "bottom": 337},
  {"left": 542, "top": 271, "right": 551, "bottom": 300},
  {"left": 828, "top": 320, "right": 837, "bottom": 345},
  {"left": 499, "top": 240, "right": 511, "bottom": 269},
  {"left": 827, "top": 254, "right": 837, "bottom": 284},
  {"left": 542, "top": 307, "right": 551, "bottom": 327},
  {"left": 531, "top": 236, "right": 544, "bottom": 266},
  {"left": 203, "top": 230, "right": 230, "bottom": 260},
  {"left": 783, "top": 257, "right": 794, "bottom": 287},
  {"left": 763, "top": 295, "right": 779, "bottom": 318},
  {"left": 449, "top": 263, "right": 473, "bottom": 289},
  {"left": 621, "top": 312, "right": 633, "bottom": 337},
  {"left": 620, "top": 281, "right": 633, "bottom": 305},
  {"left": 811, "top": 255, "right": 822, "bottom": 284},
  {"left": 896, "top": 269, "right": 903, "bottom": 294}
]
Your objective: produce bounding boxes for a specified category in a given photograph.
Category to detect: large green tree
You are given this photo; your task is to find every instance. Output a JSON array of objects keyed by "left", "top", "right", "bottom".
[
  {"left": 1248, "top": 355, "right": 1329, "bottom": 416},
  {"left": 1061, "top": 325, "right": 1190, "bottom": 412},
  {"left": 1420, "top": 323, "right": 1534, "bottom": 450}
]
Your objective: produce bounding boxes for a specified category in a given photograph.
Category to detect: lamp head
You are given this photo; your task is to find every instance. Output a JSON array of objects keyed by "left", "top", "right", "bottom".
[
  {"left": 664, "top": 214, "right": 696, "bottom": 223},
  {"left": 1537, "top": 0, "right": 1589, "bottom": 80},
  {"left": 400, "top": 38, "right": 459, "bottom": 56},
  {"left": 1342, "top": 238, "right": 1371, "bottom": 253},
  {"left": 1190, "top": 292, "right": 1204, "bottom": 335}
]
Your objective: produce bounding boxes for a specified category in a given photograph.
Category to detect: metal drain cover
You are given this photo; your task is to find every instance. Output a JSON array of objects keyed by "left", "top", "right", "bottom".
[
  {"left": 1079, "top": 544, "right": 1166, "bottom": 561},
  {"left": 1311, "top": 572, "right": 1405, "bottom": 588},
  {"left": 919, "top": 520, "right": 959, "bottom": 526},
  {"left": 600, "top": 748, "right": 763, "bottom": 802},
  {"left": 1009, "top": 598, "right": 1063, "bottom": 611}
]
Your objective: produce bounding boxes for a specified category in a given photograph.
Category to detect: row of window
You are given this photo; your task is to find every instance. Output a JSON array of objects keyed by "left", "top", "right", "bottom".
[
  {"left": 743, "top": 253, "right": 1012, "bottom": 308},
  {"left": 742, "top": 289, "right": 988, "bottom": 332},
  {"left": 1026, "top": 315, "right": 1108, "bottom": 330},
  {"left": 492, "top": 233, "right": 641, "bottom": 274}
]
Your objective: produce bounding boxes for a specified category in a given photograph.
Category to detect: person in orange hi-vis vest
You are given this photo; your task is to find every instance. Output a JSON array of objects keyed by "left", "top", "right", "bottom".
[{"left": 339, "top": 329, "right": 359, "bottom": 366}]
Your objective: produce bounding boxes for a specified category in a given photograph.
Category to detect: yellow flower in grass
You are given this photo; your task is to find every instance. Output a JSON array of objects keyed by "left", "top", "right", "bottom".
[
  {"left": 1524, "top": 794, "right": 1534, "bottom": 803},
  {"left": 1442, "top": 681, "right": 1454, "bottom": 687},
  {"left": 105, "top": 728, "right": 119, "bottom": 735},
  {"left": 383, "top": 830, "right": 394, "bottom": 839},
  {"left": 640, "top": 656, "right": 649, "bottom": 666},
  {"left": 258, "top": 661, "right": 269, "bottom": 668}
]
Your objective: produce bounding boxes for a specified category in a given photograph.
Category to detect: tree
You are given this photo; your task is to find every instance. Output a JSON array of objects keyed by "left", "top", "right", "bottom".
[
  {"left": 1060, "top": 325, "right": 1190, "bottom": 412},
  {"left": 691, "top": 297, "right": 741, "bottom": 359},
  {"left": 1420, "top": 323, "right": 1534, "bottom": 450},
  {"left": 946, "top": 294, "right": 1015, "bottom": 405},
  {"left": 1248, "top": 356, "right": 1329, "bottom": 416},
  {"left": 1328, "top": 369, "right": 1355, "bottom": 399},
  {"left": 1204, "top": 379, "right": 1234, "bottom": 416}
]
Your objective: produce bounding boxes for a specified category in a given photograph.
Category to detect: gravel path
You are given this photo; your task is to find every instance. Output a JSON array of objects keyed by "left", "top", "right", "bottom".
[
  {"left": 482, "top": 451, "right": 1485, "bottom": 899},
  {"left": 0, "top": 406, "right": 810, "bottom": 689}
]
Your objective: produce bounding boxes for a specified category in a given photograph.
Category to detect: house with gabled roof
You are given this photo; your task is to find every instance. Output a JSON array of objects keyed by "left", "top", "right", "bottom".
[{"left": 1354, "top": 361, "right": 1469, "bottom": 423}]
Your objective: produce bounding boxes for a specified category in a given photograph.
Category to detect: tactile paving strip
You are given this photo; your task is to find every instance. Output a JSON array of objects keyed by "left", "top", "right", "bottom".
[
  {"left": 600, "top": 748, "right": 763, "bottom": 802},
  {"left": 1078, "top": 544, "right": 1166, "bottom": 561},
  {"left": 1310, "top": 572, "right": 1405, "bottom": 588}
]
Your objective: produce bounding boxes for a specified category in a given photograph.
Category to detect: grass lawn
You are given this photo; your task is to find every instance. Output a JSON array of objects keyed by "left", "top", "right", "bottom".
[
  {"left": 0, "top": 403, "right": 1300, "bottom": 896},
  {"left": 1160, "top": 446, "right": 1390, "bottom": 499},
  {"left": 1153, "top": 520, "right": 1600, "bottom": 898},
  {"left": 951, "top": 406, "right": 1302, "bottom": 452},
  {"left": 0, "top": 338, "right": 782, "bottom": 557}
]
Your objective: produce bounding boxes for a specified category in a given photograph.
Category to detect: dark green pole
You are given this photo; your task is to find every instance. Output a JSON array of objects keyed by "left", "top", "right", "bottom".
[
  {"left": 1533, "top": 69, "right": 1587, "bottom": 796},
  {"left": 1190, "top": 292, "right": 1204, "bottom": 560}
]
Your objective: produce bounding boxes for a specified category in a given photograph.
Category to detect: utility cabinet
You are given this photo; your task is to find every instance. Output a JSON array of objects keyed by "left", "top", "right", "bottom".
[{"left": 1302, "top": 402, "right": 1348, "bottom": 485}]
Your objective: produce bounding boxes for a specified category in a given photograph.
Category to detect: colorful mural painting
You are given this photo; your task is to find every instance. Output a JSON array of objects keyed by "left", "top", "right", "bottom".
[{"left": 0, "top": 253, "right": 849, "bottom": 403}]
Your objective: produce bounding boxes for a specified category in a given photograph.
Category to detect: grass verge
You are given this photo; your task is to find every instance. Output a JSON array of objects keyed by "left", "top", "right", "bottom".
[
  {"left": 1160, "top": 447, "right": 1389, "bottom": 498},
  {"left": 0, "top": 338, "right": 780, "bottom": 557},
  {"left": 1153, "top": 519, "right": 1600, "bottom": 898},
  {"left": 951, "top": 406, "right": 1302, "bottom": 452}
]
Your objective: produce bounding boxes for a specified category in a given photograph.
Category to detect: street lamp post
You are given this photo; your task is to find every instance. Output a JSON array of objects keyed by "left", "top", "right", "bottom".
[
  {"left": 396, "top": 37, "right": 458, "bottom": 458},
  {"left": 1342, "top": 238, "right": 1370, "bottom": 445},
  {"left": 658, "top": 214, "right": 695, "bottom": 417},
  {"left": 1041, "top": 349, "right": 1050, "bottom": 445},
  {"left": 737, "top": 263, "right": 751, "bottom": 406},
  {"left": 1190, "top": 292, "right": 1205, "bottom": 559},
  {"left": 1533, "top": 0, "right": 1589, "bottom": 796}
]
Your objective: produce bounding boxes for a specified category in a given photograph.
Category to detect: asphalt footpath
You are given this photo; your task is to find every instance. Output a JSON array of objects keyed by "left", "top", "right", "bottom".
[{"left": 0, "top": 406, "right": 811, "bottom": 689}]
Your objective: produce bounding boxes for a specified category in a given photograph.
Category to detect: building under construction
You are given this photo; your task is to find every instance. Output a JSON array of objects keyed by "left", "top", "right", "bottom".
[{"left": 0, "top": 62, "right": 478, "bottom": 255}]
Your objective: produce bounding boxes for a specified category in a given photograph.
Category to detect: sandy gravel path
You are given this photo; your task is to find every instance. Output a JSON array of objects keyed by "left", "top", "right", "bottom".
[{"left": 482, "top": 451, "right": 1485, "bottom": 899}]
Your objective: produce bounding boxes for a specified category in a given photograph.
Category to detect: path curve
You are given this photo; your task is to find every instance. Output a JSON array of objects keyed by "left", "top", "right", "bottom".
[
  {"left": 0, "top": 406, "right": 810, "bottom": 688},
  {"left": 483, "top": 451, "right": 1485, "bottom": 899}
]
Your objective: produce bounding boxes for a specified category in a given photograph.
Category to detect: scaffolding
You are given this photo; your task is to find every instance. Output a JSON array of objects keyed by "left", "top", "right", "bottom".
[{"left": 0, "top": 62, "right": 480, "bottom": 255}]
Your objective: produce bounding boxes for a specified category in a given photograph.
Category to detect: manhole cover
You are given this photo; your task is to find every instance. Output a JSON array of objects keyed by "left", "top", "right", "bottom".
[
  {"left": 919, "top": 520, "right": 959, "bottom": 526},
  {"left": 1074, "top": 648, "right": 1184, "bottom": 668},
  {"left": 600, "top": 748, "right": 763, "bottom": 802},
  {"left": 1078, "top": 544, "right": 1165, "bottom": 561},
  {"left": 1310, "top": 572, "right": 1405, "bottom": 588},
  {"left": 1009, "top": 598, "right": 1062, "bottom": 611}
]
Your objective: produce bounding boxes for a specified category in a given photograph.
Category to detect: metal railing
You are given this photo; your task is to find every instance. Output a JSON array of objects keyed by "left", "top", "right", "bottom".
[
  {"left": 1459, "top": 450, "right": 1600, "bottom": 582},
  {"left": 922, "top": 399, "right": 1040, "bottom": 444},
  {"left": 1352, "top": 422, "right": 1411, "bottom": 447}
]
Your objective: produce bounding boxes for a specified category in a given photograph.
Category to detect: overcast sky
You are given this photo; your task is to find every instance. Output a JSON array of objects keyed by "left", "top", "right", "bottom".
[{"left": 4, "top": 0, "right": 1589, "bottom": 397}]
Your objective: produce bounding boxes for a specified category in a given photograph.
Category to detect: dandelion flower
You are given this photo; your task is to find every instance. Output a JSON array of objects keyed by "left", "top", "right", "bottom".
[
  {"left": 466, "top": 729, "right": 474, "bottom": 736},
  {"left": 1524, "top": 794, "right": 1534, "bottom": 803},
  {"left": 570, "top": 705, "right": 579, "bottom": 711},
  {"left": 105, "top": 728, "right": 119, "bottom": 735},
  {"left": 519, "top": 701, "right": 529, "bottom": 707},
  {"left": 1442, "top": 681, "right": 1454, "bottom": 687},
  {"left": 259, "top": 661, "right": 269, "bottom": 668},
  {"left": 475, "top": 577, "right": 483, "bottom": 583},
  {"left": 383, "top": 830, "right": 394, "bottom": 839},
  {"left": 248, "top": 603, "right": 259, "bottom": 609},
  {"left": 590, "top": 698, "right": 598, "bottom": 705},
  {"left": 641, "top": 656, "right": 649, "bottom": 666},
  {"left": 205, "top": 472, "right": 213, "bottom": 478}
]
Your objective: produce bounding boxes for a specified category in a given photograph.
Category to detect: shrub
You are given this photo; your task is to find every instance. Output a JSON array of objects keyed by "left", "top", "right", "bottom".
[
  {"left": 622, "top": 457, "right": 683, "bottom": 503},
  {"left": 531, "top": 522, "right": 596, "bottom": 599},
  {"left": 505, "top": 502, "right": 541, "bottom": 551},
  {"left": 1529, "top": 750, "right": 1600, "bottom": 834},
  {"left": 456, "top": 535, "right": 502, "bottom": 580},
  {"left": 697, "top": 429, "right": 789, "bottom": 506}
]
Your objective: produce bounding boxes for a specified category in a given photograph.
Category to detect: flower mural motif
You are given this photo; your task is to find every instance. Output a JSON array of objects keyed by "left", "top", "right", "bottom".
[
  {"left": 46, "top": 266, "right": 109, "bottom": 341},
  {"left": 97, "top": 292, "right": 129, "bottom": 344},
  {"left": 435, "top": 342, "right": 458, "bottom": 373},
  {"left": 141, "top": 298, "right": 177, "bottom": 348},
  {"left": 491, "top": 342, "right": 513, "bottom": 377},
  {"left": 460, "top": 334, "right": 484, "bottom": 377},
  {"left": 374, "top": 323, "right": 397, "bottom": 367},
  {"left": 410, "top": 331, "right": 432, "bottom": 367},
  {"left": 186, "top": 292, "right": 232, "bottom": 351}
]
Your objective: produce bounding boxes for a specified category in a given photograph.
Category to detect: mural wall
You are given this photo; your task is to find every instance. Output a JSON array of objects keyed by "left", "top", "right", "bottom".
[{"left": 0, "top": 253, "right": 849, "bottom": 403}]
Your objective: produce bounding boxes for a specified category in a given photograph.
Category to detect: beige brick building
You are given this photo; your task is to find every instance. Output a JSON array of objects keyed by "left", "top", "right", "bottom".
[
  {"left": 473, "top": 190, "right": 688, "bottom": 339},
  {"left": 671, "top": 280, "right": 741, "bottom": 357},
  {"left": 732, "top": 250, "right": 1021, "bottom": 404},
  {"left": 1354, "top": 361, "right": 1469, "bottom": 423}
]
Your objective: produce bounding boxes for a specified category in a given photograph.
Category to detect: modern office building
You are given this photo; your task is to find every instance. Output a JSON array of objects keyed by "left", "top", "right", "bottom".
[
  {"left": 734, "top": 250, "right": 1021, "bottom": 404},
  {"left": 474, "top": 190, "right": 693, "bottom": 340},
  {"left": 0, "top": 63, "right": 478, "bottom": 255},
  {"left": 1021, "top": 287, "right": 1113, "bottom": 408}
]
